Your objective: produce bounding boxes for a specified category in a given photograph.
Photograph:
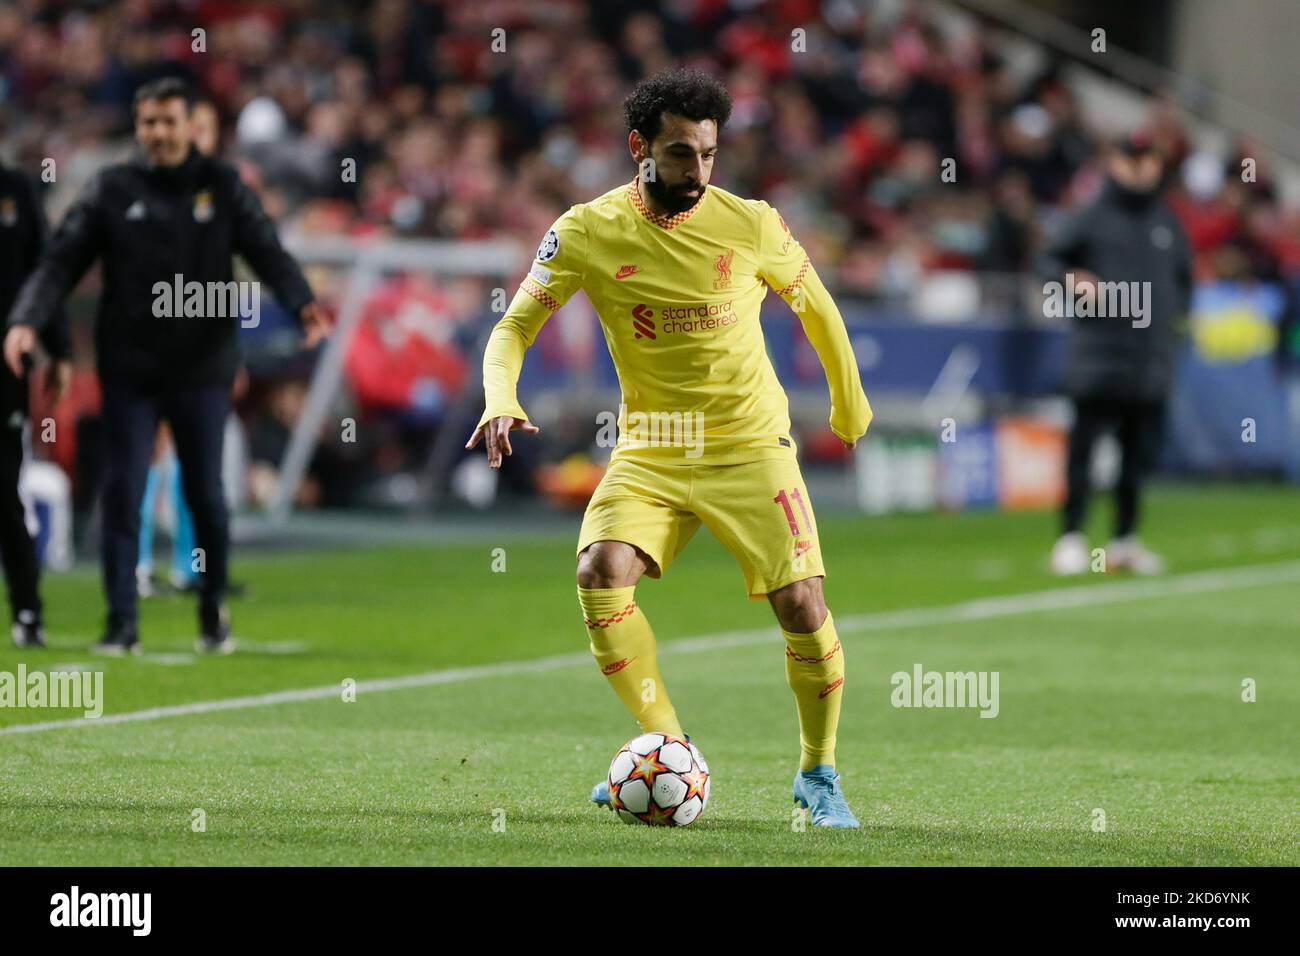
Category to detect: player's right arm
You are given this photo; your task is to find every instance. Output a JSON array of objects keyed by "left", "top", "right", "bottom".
[
  {"left": 466, "top": 206, "right": 588, "bottom": 468},
  {"left": 4, "top": 170, "right": 105, "bottom": 377}
]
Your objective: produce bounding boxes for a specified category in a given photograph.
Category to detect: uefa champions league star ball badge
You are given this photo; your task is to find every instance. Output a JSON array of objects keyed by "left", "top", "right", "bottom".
[{"left": 536, "top": 228, "right": 559, "bottom": 262}]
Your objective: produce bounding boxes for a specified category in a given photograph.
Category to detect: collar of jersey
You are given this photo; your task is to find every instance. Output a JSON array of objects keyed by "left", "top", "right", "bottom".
[{"left": 627, "top": 176, "right": 705, "bottom": 230}]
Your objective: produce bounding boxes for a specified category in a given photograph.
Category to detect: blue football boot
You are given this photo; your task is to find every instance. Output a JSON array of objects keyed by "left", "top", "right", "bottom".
[{"left": 793, "top": 765, "right": 861, "bottom": 828}]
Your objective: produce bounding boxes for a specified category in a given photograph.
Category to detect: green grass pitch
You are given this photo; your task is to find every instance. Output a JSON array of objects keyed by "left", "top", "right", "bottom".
[{"left": 0, "top": 484, "right": 1296, "bottom": 865}]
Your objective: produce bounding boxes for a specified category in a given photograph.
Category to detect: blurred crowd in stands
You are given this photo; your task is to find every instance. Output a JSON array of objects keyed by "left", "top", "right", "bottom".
[{"left": 3, "top": 0, "right": 1298, "bottom": 513}]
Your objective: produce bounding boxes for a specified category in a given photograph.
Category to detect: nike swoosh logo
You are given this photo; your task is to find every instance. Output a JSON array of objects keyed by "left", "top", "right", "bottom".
[
  {"left": 818, "top": 677, "right": 845, "bottom": 699},
  {"left": 602, "top": 657, "right": 637, "bottom": 675}
]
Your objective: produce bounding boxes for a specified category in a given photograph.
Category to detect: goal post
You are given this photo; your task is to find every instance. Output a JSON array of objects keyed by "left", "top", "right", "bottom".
[{"left": 265, "top": 235, "right": 522, "bottom": 523}]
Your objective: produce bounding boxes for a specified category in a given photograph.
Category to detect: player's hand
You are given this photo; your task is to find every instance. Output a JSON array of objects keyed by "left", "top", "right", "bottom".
[
  {"left": 44, "top": 360, "right": 72, "bottom": 404},
  {"left": 830, "top": 418, "right": 865, "bottom": 452},
  {"left": 3, "top": 325, "right": 37, "bottom": 378},
  {"left": 465, "top": 415, "right": 540, "bottom": 469},
  {"left": 300, "top": 302, "right": 333, "bottom": 348}
]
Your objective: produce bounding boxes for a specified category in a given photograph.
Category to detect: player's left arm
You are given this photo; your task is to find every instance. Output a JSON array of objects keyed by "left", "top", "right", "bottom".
[{"left": 756, "top": 202, "right": 872, "bottom": 447}]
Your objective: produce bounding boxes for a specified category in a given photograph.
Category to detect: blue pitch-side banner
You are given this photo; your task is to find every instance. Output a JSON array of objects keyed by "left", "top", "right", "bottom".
[
  {"left": 1162, "top": 281, "right": 1290, "bottom": 476},
  {"left": 936, "top": 421, "right": 999, "bottom": 510},
  {"left": 790, "top": 309, "right": 1068, "bottom": 397}
]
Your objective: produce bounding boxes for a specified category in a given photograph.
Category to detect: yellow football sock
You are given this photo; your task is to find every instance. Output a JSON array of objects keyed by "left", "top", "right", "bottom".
[
  {"left": 579, "top": 586, "right": 683, "bottom": 736},
  {"left": 783, "top": 611, "right": 845, "bottom": 771}
]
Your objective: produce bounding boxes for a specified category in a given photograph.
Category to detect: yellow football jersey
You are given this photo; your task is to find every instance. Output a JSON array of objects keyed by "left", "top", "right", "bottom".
[{"left": 479, "top": 176, "right": 871, "bottom": 465}]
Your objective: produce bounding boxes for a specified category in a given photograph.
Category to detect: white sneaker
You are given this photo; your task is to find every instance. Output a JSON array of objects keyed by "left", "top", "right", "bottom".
[
  {"left": 1051, "top": 532, "right": 1090, "bottom": 576},
  {"left": 1107, "top": 536, "right": 1165, "bottom": 575}
]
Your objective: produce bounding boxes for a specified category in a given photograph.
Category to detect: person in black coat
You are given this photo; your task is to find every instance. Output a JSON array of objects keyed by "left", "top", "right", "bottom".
[
  {"left": 1038, "top": 132, "right": 1193, "bottom": 575},
  {"left": 0, "top": 164, "right": 71, "bottom": 648},
  {"left": 3, "top": 78, "right": 332, "bottom": 654}
]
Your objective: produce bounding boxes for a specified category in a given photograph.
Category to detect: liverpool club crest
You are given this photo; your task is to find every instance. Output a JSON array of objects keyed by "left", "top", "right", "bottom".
[{"left": 713, "top": 247, "right": 734, "bottom": 291}]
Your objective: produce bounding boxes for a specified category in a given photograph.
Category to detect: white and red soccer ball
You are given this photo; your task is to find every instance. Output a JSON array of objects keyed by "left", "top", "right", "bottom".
[{"left": 607, "top": 732, "right": 710, "bottom": 826}]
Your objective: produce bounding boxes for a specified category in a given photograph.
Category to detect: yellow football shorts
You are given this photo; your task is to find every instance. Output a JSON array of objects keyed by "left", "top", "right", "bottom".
[{"left": 576, "top": 455, "right": 826, "bottom": 598}]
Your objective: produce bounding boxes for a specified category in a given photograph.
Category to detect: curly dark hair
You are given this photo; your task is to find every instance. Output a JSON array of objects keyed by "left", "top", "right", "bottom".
[{"left": 622, "top": 69, "right": 732, "bottom": 145}]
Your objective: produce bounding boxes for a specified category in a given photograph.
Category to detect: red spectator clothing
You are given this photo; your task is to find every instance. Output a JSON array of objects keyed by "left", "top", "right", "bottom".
[{"left": 344, "top": 275, "right": 467, "bottom": 416}]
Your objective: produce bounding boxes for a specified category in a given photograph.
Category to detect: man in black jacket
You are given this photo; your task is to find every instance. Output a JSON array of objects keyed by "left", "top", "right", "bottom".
[
  {"left": 3, "top": 78, "right": 330, "bottom": 654},
  {"left": 0, "top": 164, "right": 71, "bottom": 648},
  {"left": 1038, "top": 132, "right": 1193, "bottom": 576}
]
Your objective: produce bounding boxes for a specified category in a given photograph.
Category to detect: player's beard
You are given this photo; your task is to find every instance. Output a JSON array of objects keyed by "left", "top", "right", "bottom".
[{"left": 645, "top": 175, "right": 705, "bottom": 216}]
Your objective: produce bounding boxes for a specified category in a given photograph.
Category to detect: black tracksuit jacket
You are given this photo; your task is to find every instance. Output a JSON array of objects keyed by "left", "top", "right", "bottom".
[
  {"left": 0, "top": 165, "right": 69, "bottom": 413},
  {"left": 1037, "top": 179, "right": 1194, "bottom": 403},
  {"left": 7, "top": 147, "right": 313, "bottom": 390}
]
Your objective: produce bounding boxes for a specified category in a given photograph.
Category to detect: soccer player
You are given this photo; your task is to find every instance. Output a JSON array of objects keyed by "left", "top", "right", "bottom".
[{"left": 466, "top": 70, "right": 872, "bottom": 828}]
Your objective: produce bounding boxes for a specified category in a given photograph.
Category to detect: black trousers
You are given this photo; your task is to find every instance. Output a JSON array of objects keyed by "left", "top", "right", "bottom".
[
  {"left": 1063, "top": 397, "right": 1166, "bottom": 538},
  {"left": 101, "top": 379, "right": 229, "bottom": 629},
  {"left": 0, "top": 408, "right": 41, "bottom": 622}
]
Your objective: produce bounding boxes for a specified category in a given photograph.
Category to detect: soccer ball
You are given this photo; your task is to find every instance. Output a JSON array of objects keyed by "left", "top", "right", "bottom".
[{"left": 607, "top": 732, "right": 710, "bottom": 826}]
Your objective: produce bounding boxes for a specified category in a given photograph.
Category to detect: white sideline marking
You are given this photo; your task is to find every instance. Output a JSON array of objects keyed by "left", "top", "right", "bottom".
[
  {"left": 3, "top": 560, "right": 1298, "bottom": 738},
  {"left": 140, "top": 653, "right": 196, "bottom": 666},
  {"left": 240, "top": 640, "right": 310, "bottom": 655}
]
